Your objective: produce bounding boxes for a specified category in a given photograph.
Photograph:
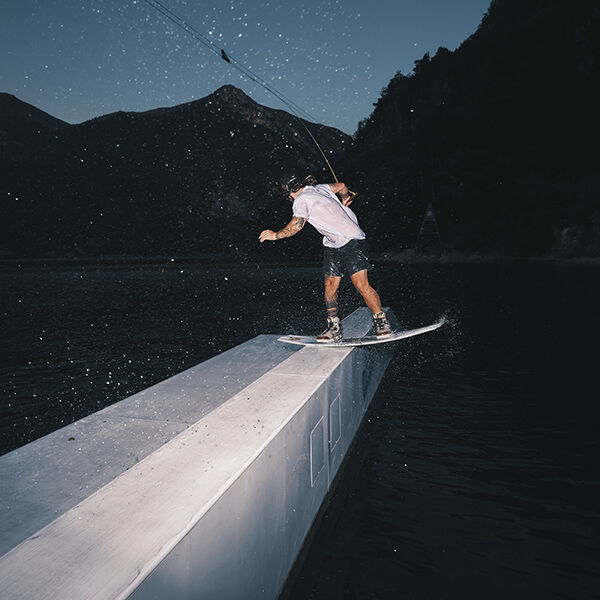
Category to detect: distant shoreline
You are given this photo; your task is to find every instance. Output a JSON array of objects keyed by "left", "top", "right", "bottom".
[{"left": 1, "top": 252, "right": 599, "bottom": 268}]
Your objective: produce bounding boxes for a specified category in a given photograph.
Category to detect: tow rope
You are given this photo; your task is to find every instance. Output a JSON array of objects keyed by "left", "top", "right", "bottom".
[{"left": 140, "top": 0, "right": 341, "bottom": 182}]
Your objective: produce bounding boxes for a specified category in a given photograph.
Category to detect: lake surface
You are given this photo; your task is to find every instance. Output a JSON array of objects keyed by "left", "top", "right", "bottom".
[{"left": 1, "top": 259, "right": 599, "bottom": 598}]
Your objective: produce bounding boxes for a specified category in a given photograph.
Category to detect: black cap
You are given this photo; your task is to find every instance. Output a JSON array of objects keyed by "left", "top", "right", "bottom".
[{"left": 280, "top": 174, "right": 299, "bottom": 192}]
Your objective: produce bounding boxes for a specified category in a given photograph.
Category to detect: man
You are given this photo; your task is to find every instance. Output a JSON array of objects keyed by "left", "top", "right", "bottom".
[{"left": 259, "top": 175, "right": 391, "bottom": 342}]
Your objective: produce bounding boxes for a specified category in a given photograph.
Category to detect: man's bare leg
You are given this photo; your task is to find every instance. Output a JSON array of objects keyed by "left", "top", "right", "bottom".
[
  {"left": 317, "top": 275, "right": 344, "bottom": 342},
  {"left": 350, "top": 269, "right": 383, "bottom": 314},
  {"left": 324, "top": 275, "right": 342, "bottom": 319}
]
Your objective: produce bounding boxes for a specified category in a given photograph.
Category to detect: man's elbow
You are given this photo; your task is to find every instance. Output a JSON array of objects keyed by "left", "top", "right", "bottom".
[{"left": 292, "top": 217, "right": 306, "bottom": 232}]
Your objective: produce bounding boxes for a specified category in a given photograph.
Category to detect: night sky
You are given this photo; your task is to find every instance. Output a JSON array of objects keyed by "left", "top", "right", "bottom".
[{"left": 2, "top": 0, "right": 490, "bottom": 134}]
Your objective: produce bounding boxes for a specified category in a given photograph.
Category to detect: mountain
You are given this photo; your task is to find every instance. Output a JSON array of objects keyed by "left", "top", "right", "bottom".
[
  {"left": 0, "top": 93, "right": 69, "bottom": 134},
  {"left": 1, "top": 86, "right": 350, "bottom": 259},
  {"left": 0, "top": 93, "right": 69, "bottom": 161},
  {"left": 342, "top": 0, "right": 600, "bottom": 257},
  {"left": 4, "top": 1, "right": 599, "bottom": 261}
]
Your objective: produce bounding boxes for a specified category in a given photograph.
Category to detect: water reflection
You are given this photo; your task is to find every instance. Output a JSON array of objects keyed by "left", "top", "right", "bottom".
[{"left": 2, "top": 259, "right": 599, "bottom": 598}]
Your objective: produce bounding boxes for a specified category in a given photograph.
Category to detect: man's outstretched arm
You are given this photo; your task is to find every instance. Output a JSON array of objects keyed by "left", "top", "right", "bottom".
[{"left": 259, "top": 216, "right": 306, "bottom": 242}]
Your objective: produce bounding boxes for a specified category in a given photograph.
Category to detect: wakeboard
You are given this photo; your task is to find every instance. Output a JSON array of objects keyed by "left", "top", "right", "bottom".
[{"left": 278, "top": 319, "right": 445, "bottom": 348}]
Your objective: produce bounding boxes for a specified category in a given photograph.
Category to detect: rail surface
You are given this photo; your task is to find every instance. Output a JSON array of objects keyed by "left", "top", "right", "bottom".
[{"left": 0, "top": 307, "right": 396, "bottom": 600}]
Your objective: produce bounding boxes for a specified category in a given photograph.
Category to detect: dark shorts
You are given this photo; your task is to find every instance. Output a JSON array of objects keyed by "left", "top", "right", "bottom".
[{"left": 323, "top": 238, "right": 371, "bottom": 278}]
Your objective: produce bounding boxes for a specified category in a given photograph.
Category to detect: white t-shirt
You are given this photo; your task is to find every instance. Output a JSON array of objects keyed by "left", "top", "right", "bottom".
[{"left": 292, "top": 184, "right": 366, "bottom": 248}]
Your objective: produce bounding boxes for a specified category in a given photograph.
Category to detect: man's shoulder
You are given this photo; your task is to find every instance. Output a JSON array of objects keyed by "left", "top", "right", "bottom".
[
  {"left": 302, "top": 184, "right": 334, "bottom": 198},
  {"left": 292, "top": 191, "right": 309, "bottom": 210},
  {"left": 295, "top": 186, "right": 317, "bottom": 200}
]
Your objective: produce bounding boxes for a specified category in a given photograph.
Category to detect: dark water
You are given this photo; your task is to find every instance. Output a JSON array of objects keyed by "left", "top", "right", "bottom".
[{"left": 2, "top": 259, "right": 599, "bottom": 598}]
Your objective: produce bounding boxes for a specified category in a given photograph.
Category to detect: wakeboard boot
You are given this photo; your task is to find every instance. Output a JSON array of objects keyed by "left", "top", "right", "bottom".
[
  {"left": 317, "top": 316, "right": 343, "bottom": 343},
  {"left": 373, "top": 311, "right": 392, "bottom": 337}
]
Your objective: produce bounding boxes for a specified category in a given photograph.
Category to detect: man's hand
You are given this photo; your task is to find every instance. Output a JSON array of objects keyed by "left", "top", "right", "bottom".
[
  {"left": 340, "top": 191, "right": 357, "bottom": 207},
  {"left": 259, "top": 217, "right": 306, "bottom": 243},
  {"left": 331, "top": 183, "right": 356, "bottom": 207},
  {"left": 259, "top": 229, "right": 277, "bottom": 243}
]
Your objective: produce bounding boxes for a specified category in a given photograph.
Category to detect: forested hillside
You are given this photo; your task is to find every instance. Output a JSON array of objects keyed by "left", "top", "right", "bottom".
[{"left": 343, "top": 0, "right": 600, "bottom": 257}]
